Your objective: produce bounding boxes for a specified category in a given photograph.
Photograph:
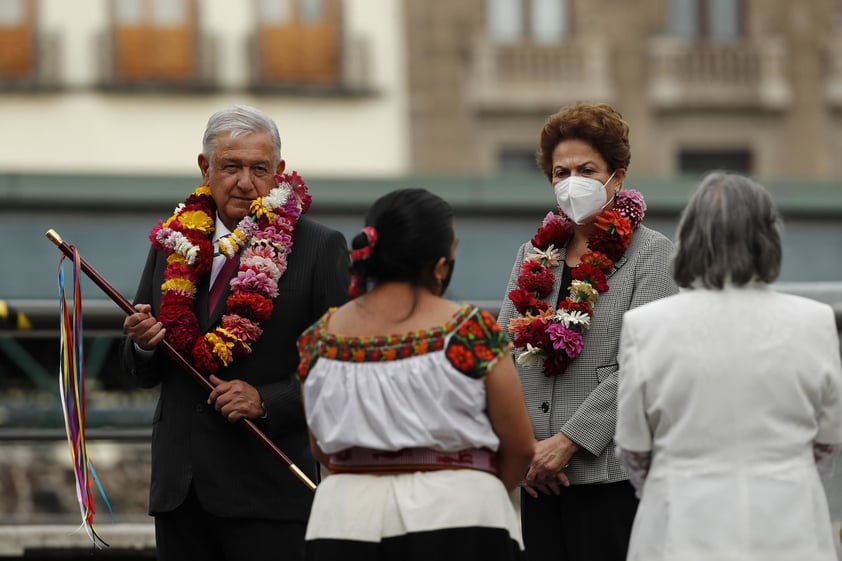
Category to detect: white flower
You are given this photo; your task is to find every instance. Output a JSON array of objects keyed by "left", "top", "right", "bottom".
[
  {"left": 173, "top": 234, "right": 199, "bottom": 265},
  {"left": 241, "top": 255, "right": 282, "bottom": 282},
  {"left": 516, "top": 344, "right": 545, "bottom": 367},
  {"left": 263, "top": 185, "right": 291, "bottom": 210},
  {"left": 525, "top": 244, "right": 561, "bottom": 267},
  {"left": 217, "top": 236, "right": 240, "bottom": 258},
  {"left": 556, "top": 309, "right": 591, "bottom": 329}
]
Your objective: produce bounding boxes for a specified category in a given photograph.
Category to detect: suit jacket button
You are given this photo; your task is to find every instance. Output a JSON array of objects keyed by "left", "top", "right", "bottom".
[
  {"left": 195, "top": 404, "right": 204, "bottom": 413},
  {"left": 540, "top": 401, "right": 549, "bottom": 413}
]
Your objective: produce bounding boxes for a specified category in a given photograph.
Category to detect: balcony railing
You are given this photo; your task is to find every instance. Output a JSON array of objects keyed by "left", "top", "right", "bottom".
[
  {"left": 248, "top": 32, "right": 374, "bottom": 95},
  {"left": 97, "top": 31, "right": 219, "bottom": 92},
  {"left": 466, "top": 37, "right": 615, "bottom": 113},
  {"left": 0, "top": 31, "right": 62, "bottom": 91},
  {"left": 648, "top": 36, "right": 790, "bottom": 110}
]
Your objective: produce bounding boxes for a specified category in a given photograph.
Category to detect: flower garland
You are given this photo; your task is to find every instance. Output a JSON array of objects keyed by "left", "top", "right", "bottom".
[
  {"left": 507, "top": 190, "right": 646, "bottom": 377},
  {"left": 149, "top": 172, "right": 311, "bottom": 374}
]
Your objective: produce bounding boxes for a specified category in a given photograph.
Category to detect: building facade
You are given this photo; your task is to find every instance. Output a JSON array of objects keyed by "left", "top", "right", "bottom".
[
  {"left": 405, "top": 0, "right": 842, "bottom": 179},
  {"left": 0, "top": 0, "right": 410, "bottom": 176}
]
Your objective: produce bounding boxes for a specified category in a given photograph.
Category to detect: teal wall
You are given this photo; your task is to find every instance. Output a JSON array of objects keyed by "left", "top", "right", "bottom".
[{"left": 2, "top": 172, "right": 842, "bottom": 303}]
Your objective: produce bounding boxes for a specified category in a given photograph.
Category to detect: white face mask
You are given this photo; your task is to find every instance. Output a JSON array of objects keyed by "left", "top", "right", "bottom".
[{"left": 553, "top": 171, "right": 617, "bottom": 224}]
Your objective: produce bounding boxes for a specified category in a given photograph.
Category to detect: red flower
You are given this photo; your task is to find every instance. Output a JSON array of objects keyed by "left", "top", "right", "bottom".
[
  {"left": 159, "top": 304, "right": 199, "bottom": 353},
  {"left": 595, "top": 211, "right": 633, "bottom": 239},
  {"left": 474, "top": 345, "right": 496, "bottom": 361},
  {"left": 192, "top": 339, "right": 220, "bottom": 374},
  {"left": 581, "top": 251, "right": 613, "bottom": 270},
  {"left": 480, "top": 311, "right": 501, "bottom": 331},
  {"left": 542, "top": 352, "right": 570, "bottom": 377},
  {"left": 457, "top": 321, "right": 484, "bottom": 339},
  {"left": 519, "top": 261, "right": 555, "bottom": 297},
  {"left": 531, "top": 219, "right": 572, "bottom": 250},
  {"left": 446, "top": 344, "right": 476, "bottom": 373},
  {"left": 558, "top": 297, "right": 592, "bottom": 316},
  {"left": 589, "top": 231, "right": 627, "bottom": 261},
  {"left": 511, "top": 317, "right": 551, "bottom": 350},
  {"left": 572, "top": 263, "right": 609, "bottom": 292},
  {"left": 227, "top": 292, "right": 273, "bottom": 322},
  {"left": 231, "top": 338, "right": 251, "bottom": 358},
  {"left": 508, "top": 288, "right": 550, "bottom": 316}
]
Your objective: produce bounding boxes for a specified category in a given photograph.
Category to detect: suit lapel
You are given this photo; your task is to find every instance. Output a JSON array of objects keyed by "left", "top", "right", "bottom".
[{"left": 607, "top": 255, "right": 628, "bottom": 279}]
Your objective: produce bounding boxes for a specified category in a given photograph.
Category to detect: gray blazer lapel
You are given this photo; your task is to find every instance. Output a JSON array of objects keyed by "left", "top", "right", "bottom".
[{"left": 607, "top": 255, "right": 628, "bottom": 279}]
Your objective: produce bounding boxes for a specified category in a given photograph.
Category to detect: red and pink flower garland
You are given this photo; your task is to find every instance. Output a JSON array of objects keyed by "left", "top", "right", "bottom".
[
  {"left": 149, "top": 172, "right": 310, "bottom": 374},
  {"left": 507, "top": 190, "right": 646, "bottom": 377}
]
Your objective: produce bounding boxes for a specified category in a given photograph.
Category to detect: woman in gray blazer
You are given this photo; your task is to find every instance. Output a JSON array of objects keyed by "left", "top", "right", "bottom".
[{"left": 497, "top": 102, "right": 678, "bottom": 560}]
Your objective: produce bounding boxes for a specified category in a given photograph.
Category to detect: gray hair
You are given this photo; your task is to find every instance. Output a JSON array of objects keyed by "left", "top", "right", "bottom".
[
  {"left": 202, "top": 104, "right": 282, "bottom": 164},
  {"left": 673, "top": 172, "right": 783, "bottom": 289}
]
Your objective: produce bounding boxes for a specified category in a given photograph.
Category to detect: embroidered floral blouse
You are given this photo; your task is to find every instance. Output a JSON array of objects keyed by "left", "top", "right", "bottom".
[{"left": 297, "top": 304, "right": 512, "bottom": 455}]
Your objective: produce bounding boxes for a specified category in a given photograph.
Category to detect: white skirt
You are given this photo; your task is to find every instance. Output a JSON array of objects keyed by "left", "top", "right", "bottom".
[{"left": 305, "top": 469, "right": 524, "bottom": 560}]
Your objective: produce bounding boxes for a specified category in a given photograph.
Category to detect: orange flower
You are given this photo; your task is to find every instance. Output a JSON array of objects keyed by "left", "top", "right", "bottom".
[
  {"left": 446, "top": 344, "right": 476, "bottom": 374},
  {"left": 383, "top": 348, "right": 397, "bottom": 360},
  {"left": 581, "top": 251, "right": 613, "bottom": 270}
]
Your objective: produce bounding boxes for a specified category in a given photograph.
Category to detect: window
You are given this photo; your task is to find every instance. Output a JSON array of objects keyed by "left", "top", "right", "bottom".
[
  {"left": 486, "top": 0, "right": 568, "bottom": 43},
  {"left": 499, "top": 147, "right": 540, "bottom": 173},
  {"left": 0, "top": 0, "right": 34, "bottom": 80},
  {"left": 109, "top": 0, "right": 198, "bottom": 84},
  {"left": 667, "top": 0, "right": 744, "bottom": 40},
  {"left": 255, "top": 0, "right": 341, "bottom": 86},
  {"left": 678, "top": 148, "right": 753, "bottom": 175}
]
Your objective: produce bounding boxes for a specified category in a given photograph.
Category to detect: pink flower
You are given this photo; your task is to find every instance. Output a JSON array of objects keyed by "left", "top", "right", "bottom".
[
  {"left": 253, "top": 225, "right": 293, "bottom": 247},
  {"left": 241, "top": 254, "right": 282, "bottom": 281},
  {"left": 546, "top": 324, "right": 584, "bottom": 358},
  {"left": 221, "top": 314, "right": 264, "bottom": 343},
  {"left": 230, "top": 269, "right": 279, "bottom": 298}
]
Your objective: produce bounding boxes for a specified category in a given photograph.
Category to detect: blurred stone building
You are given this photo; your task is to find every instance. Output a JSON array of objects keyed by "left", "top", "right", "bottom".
[
  {"left": 0, "top": 0, "right": 408, "bottom": 176},
  {"left": 405, "top": 0, "right": 842, "bottom": 178}
]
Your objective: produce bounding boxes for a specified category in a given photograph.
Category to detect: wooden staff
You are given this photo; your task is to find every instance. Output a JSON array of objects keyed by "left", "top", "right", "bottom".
[{"left": 46, "top": 229, "right": 317, "bottom": 491}]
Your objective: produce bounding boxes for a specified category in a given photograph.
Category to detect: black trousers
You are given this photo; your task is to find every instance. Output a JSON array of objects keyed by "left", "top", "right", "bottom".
[
  {"left": 154, "top": 484, "right": 306, "bottom": 561},
  {"left": 520, "top": 480, "right": 638, "bottom": 561}
]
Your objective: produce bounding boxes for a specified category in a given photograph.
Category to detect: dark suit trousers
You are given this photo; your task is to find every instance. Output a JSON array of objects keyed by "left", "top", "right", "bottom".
[
  {"left": 520, "top": 481, "right": 638, "bottom": 561},
  {"left": 155, "top": 484, "right": 306, "bottom": 561}
]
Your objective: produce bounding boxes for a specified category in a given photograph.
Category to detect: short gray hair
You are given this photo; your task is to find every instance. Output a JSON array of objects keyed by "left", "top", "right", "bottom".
[
  {"left": 202, "top": 104, "right": 282, "bottom": 164},
  {"left": 673, "top": 172, "right": 783, "bottom": 289}
]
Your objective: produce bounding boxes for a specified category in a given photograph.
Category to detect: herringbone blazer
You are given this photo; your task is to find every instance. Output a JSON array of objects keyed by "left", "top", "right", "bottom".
[
  {"left": 497, "top": 224, "right": 678, "bottom": 485},
  {"left": 121, "top": 216, "right": 350, "bottom": 522}
]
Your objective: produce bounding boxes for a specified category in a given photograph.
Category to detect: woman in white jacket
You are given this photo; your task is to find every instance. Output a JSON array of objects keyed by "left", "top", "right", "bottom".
[{"left": 616, "top": 172, "right": 842, "bottom": 561}]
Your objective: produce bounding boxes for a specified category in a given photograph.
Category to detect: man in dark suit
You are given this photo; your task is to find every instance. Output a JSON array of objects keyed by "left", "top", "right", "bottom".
[{"left": 121, "top": 105, "right": 349, "bottom": 561}]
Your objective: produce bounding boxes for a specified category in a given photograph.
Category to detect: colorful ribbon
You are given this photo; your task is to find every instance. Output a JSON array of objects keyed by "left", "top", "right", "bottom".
[{"left": 58, "top": 247, "right": 111, "bottom": 547}]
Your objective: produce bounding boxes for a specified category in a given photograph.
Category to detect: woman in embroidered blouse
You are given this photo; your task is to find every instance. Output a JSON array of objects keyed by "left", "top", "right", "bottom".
[
  {"left": 496, "top": 102, "right": 678, "bottom": 560},
  {"left": 616, "top": 172, "right": 842, "bottom": 561},
  {"left": 297, "top": 188, "right": 534, "bottom": 560}
]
